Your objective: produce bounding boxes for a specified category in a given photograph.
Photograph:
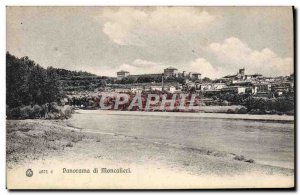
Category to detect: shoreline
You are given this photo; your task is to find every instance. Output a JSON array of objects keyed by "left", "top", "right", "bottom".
[{"left": 75, "top": 109, "right": 294, "bottom": 123}]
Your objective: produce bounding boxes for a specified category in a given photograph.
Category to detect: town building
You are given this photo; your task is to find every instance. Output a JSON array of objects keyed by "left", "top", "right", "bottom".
[
  {"left": 272, "top": 86, "right": 289, "bottom": 96},
  {"left": 200, "top": 83, "right": 212, "bottom": 91},
  {"left": 212, "top": 83, "right": 227, "bottom": 90},
  {"left": 253, "top": 83, "right": 271, "bottom": 94},
  {"left": 117, "top": 70, "right": 130, "bottom": 80},
  {"left": 245, "top": 74, "right": 263, "bottom": 80},
  {"left": 168, "top": 86, "right": 176, "bottom": 93},
  {"left": 114, "top": 88, "right": 131, "bottom": 93},
  {"left": 223, "top": 68, "right": 262, "bottom": 82},
  {"left": 164, "top": 67, "right": 178, "bottom": 77},
  {"left": 221, "top": 86, "right": 246, "bottom": 94},
  {"left": 131, "top": 86, "right": 143, "bottom": 94},
  {"left": 191, "top": 73, "right": 202, "bottom": 80},
  {"left": 151, "top": 85, "right": 163, "bottom": 91}
]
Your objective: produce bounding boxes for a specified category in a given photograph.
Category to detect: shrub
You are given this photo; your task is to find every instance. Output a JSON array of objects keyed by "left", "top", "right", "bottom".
[
  {"left": 286, "top": 110, "right": 294, "bottom": 116},
  {"left": 8, "top": 107, "right": 21, "bottom": 119},
  {"left": 20, "top": 105, "right": 33, "bottom": 119},
  {"left": 49, "top": 102, "right": 59, "bottom": 113},
  {"left": 237, "top": 107, "right": 247, "bottom": 114},
  {"left": 7, "top": 103, "right": 75, "bottom": 120},
  {"left": 245, "top": 159, "right": 255, "bottom": 163},
  {"left": 65, "top": 142, "right": 73, "bottom": 147},
  {"left": 32, "top": 104, "right": 42, "bottom": 118},
  {"left": 245, "top": 96, "right": 294, "bottom": 114},
  {"left": 62, "top": 105, "right": 74, "bottom": 119},
  {"left": 233, "top": 155, "right": 245, "bottom": 161},
  {"left": 227, "top": 109, "right": 235, "bottom": 114},
  {"left": 221, "top": 100, "right": 229, "bottom": 106},
  {"left": 47, "top": 113, "right": 55, "bottom": 119},
  {"left": 248, "top": 109, "right": 265, "bottom": 115},
  {"left": 274, "top": 97, "right": 294, "bottom": 112}
]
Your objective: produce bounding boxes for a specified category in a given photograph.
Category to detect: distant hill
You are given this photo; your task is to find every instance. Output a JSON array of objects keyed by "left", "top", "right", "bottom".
[
  {"left": 52, "top": 68, "right": 114, "bottom": 92},
  {"left": 52, "top": 68, "right": 97, "bottom": 78}
]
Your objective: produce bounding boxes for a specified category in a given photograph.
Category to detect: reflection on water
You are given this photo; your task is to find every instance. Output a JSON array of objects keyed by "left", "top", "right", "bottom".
[{"left": 69, "top": 111, "right": 294, "bottom": 169}]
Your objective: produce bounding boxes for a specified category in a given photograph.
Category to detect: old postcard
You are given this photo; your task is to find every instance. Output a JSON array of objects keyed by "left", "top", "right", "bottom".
[{"left": 6, "top": 6, "right": 294, "bottom": 189}]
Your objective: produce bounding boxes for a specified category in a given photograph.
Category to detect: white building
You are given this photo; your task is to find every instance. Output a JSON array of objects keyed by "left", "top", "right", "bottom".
[
  {"left": 131, "top": 86, "right": 143, "bottom": 94},
  {"left": 253, "top": 83, "right": 271, "bottom": 94},
  {"left": 221, "top": 86, "right": 246, "bottom": 94},
  {"left": 151, "top": 86, "right": 163, "bottom": 91},
  {"left": 191, "top": 73, "right": 202, "bottom": 80},
  {"left": 200, "top": 83, "right": 212, "bottom": 91},
  {"left": 164, "top": 67, "right": 178, "bottom": 77},
  {"left": 213, "top": 83, "right": 227, "bottom": 90},
  {"left": 168, "top": 86, "right": 176, "bottom": 93},
  {"left": 117, "top": 70, "right": 130, "bottom": 80},
  {"left": 114, "top": 88, "right": 130, "bottom": 93}
]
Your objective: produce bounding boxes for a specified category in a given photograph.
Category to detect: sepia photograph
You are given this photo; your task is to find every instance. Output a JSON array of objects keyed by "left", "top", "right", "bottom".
[{"left": 6, "top": 6, "right": 295, "bottom": 189}]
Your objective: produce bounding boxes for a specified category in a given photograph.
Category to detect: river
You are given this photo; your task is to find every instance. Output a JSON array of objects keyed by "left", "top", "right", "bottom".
[{"left": 69, "top": 110, "right": 294, "bottom": 169}]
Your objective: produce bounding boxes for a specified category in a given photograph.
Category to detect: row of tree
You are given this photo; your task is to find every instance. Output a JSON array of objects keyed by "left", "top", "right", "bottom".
[
  {"left": 52, "top": 68, "right": 96, "bottom": 78},
  {"left": 244, "top": 96, "right": 294, "bottom": 113}
]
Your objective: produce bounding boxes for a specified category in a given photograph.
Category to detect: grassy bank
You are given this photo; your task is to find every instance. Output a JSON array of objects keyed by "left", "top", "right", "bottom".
[{"left": 6, "top": 119, "right": 84, "bottom": 167}]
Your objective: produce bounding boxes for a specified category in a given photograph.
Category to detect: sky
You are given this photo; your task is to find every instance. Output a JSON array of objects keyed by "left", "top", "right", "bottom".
[{"left": 6, "top": 6, "right": 294, "bottom": 78}]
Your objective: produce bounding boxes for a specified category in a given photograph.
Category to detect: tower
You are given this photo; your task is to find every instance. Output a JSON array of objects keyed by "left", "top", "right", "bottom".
[
  {"left": 239, "top": 68, "right": 245, "bottom": 77},
  {"left": 162, "top": 74, "right": 164, "bottom": 91}
]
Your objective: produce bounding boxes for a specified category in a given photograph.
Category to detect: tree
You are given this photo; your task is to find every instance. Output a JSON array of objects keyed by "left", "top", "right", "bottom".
[
  {"left": 202, "top": 77, "right": 212, "bottom": 82},
  {"left": 6, "top": 52, "right": 31, "bottom": 107},
  {"left": 28, "top": 64, "right": 47, "bottom": 104},
  {"left": 117, "top": 77, "right": 136, "bottom": 84},
  {"left": 43, "top": 67, "right": 63, "bottom": 103}
]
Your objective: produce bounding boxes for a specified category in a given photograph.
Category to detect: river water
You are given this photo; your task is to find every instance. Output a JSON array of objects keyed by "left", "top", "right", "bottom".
[{"left": 69, "top": 110, "right": 294, "bottom": 169}]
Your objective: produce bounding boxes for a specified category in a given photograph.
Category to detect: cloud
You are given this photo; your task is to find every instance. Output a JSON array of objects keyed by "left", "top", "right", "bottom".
[
  {"left": 187, "top": 58, "right": 222, "bottom": 79},
  {"left": 102, "top": 8, "right": 148, "bottom": 45},
  {"left": 132, "top": 59, "right": 162, "bottom": 67},
  {"left": 207, "top": 37, "right": 293, "bottom": 76},
  {"left": 121, "top": 59, "right": 166, "bottom": 75},
  {"left": 89, "top": 59, "right": 166, "bottom": 77},
  {"left": 102, "top": 7, "right": 216, "bottom": 45}
]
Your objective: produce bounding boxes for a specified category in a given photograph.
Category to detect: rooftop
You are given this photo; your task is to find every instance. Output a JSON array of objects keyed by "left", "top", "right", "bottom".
[
  {"left": 165, "top": 66, "right": 178, "bottom": 70},
  {"left": 117, "top": 70, "right": 129, "bottom": 73}
]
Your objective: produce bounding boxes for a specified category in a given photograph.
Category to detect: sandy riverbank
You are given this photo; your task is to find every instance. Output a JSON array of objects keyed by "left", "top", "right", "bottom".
[
  {"left": 77, "top": 109, "right": 294, "bottom": 122},
  {"left": 6, "top": 119, "right": 294, "bottom": 189}
]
